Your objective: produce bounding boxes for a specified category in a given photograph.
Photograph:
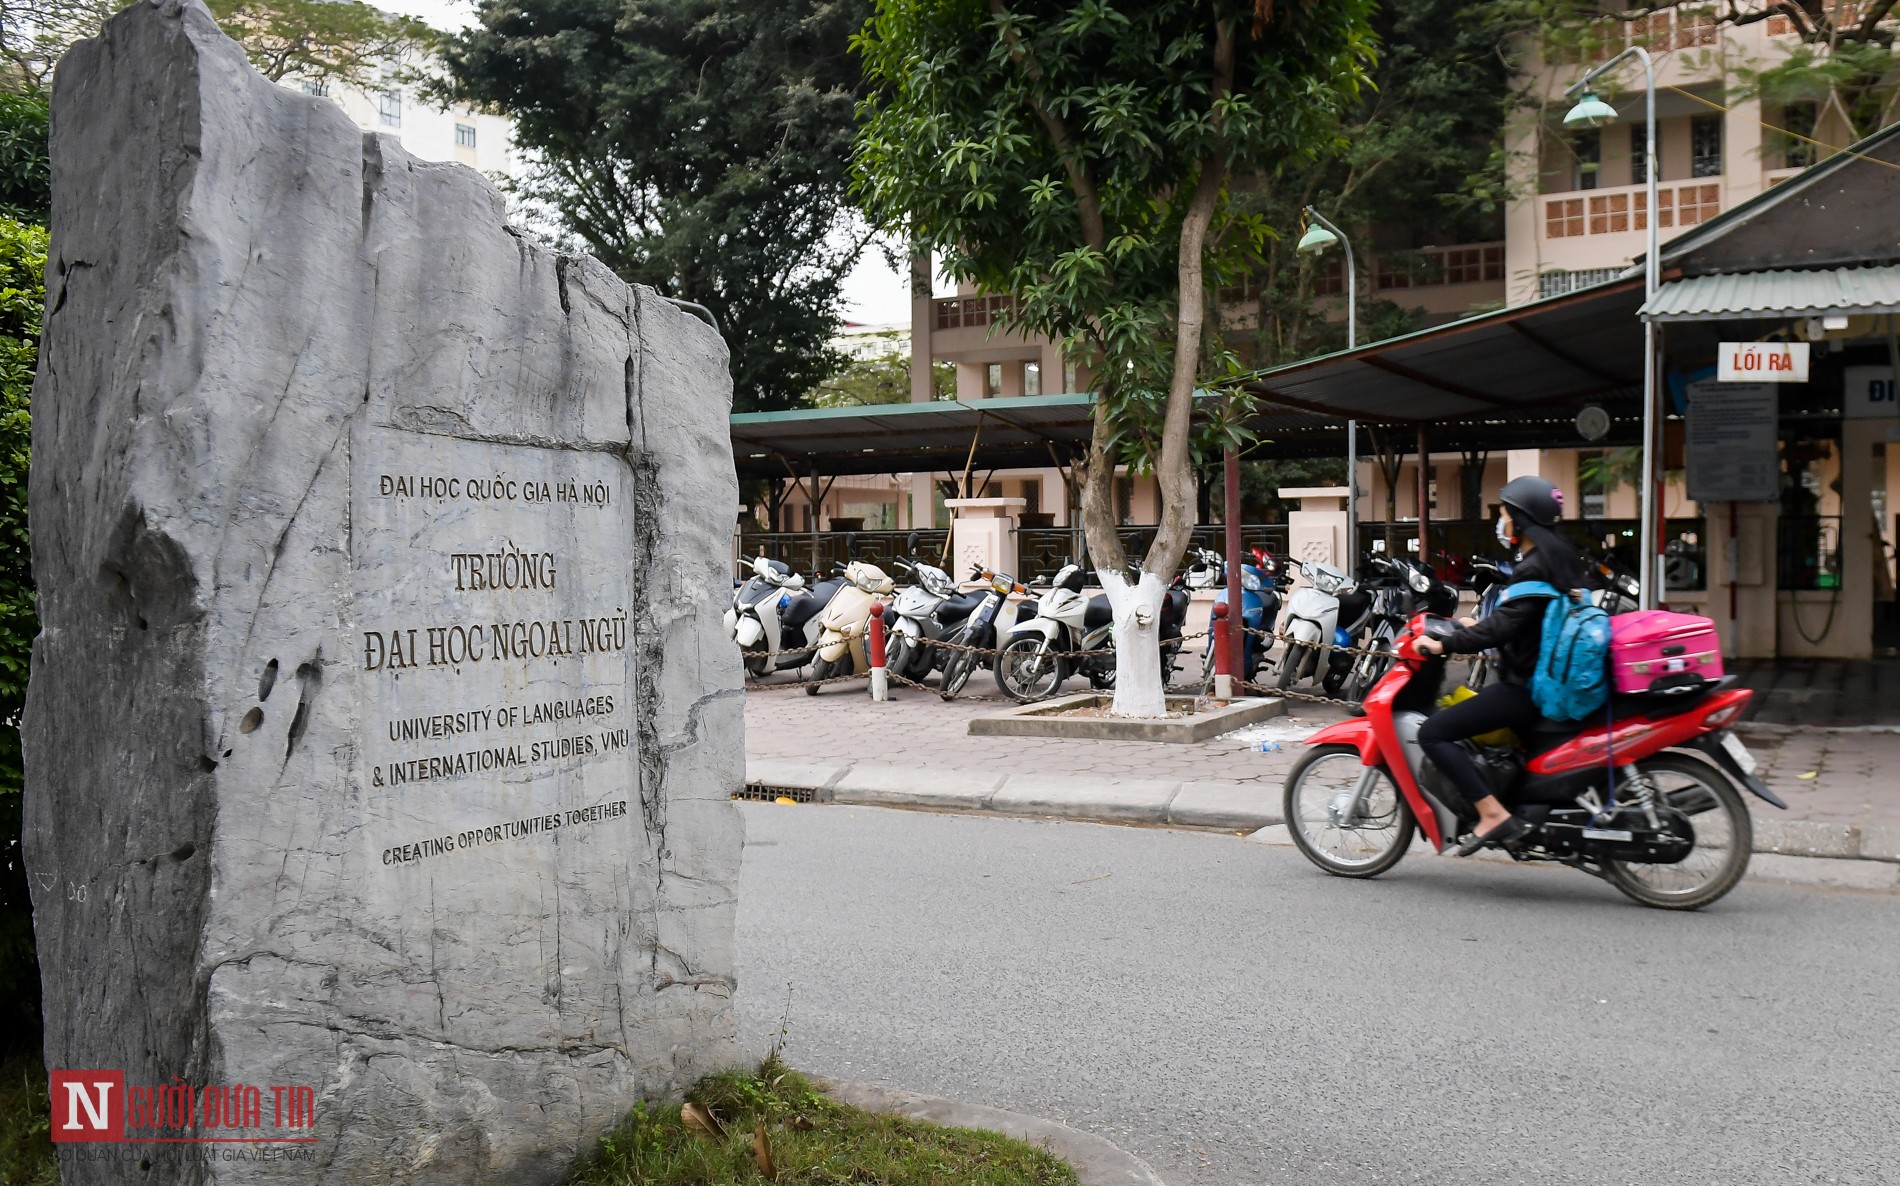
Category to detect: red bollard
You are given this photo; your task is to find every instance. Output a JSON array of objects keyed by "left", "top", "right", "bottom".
[
  {"left": 1211, "top": 602, "right": 1233, "bottom": 699},
  {"left": 867, "top": 610, "right": 889, "bottom": 701}
]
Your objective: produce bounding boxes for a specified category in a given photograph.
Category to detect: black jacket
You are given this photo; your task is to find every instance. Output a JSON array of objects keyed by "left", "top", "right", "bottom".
[{"left": 1440, "top": 548, "right": 1578, "bottom": 683}]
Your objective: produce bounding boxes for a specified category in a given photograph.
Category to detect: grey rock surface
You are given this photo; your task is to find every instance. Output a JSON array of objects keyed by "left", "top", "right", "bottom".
[{"left": 23, "top": 2, "right": 743, "bottom": 1182}]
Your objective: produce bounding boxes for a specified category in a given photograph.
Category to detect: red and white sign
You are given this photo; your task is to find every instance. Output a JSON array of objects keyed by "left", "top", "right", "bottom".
[{"left": 1718, "top": 341, "right": 1809, "bottom": 383}]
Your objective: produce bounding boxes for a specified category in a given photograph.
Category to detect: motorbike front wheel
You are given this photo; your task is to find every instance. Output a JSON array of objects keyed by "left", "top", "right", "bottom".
[
  {"left": 742, "top": 648, "right": 770, "bottom": 679},
  {"left": 1275, "top": 644, "right": 1306, "bottom": 690},
  {"left": 939, "top": 648, "right": 976, "bottom": 699},
  {"left": 1606, "top": 753, "right": 1753, "bottom": 911},
  {"left": 886, "top": 633, "right": 913, "bottom": 680},
  {"left": 995, "top": 637, "right": 1063, "bottom": 702},
  {"left": 1283, "top": 745, "right": 1416, "bottom": 877},
  {"left": 805, "top": 654, "right": 835, "bottom": 695}
]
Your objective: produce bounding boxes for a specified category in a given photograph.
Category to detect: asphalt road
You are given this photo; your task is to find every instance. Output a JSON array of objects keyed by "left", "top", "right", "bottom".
[{"left": 734, "top": 802, "right": 1900, "bottom": 1186}]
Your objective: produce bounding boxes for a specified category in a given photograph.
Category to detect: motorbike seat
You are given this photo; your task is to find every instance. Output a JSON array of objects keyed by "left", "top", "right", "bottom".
[
  {"left": 935, "top": 590, "right": 986, "bottom": 626},
  {"left": 1084, "top": 596, "right": 1113, "bottom": 631},
  {"left": 778, "top": 579, "right": 841, "bottom": 632}
]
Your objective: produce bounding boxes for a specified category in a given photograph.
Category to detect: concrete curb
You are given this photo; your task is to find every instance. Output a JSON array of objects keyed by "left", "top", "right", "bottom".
[{"left": 818, "top": 1078, "right": 1167, "bottom": 1186}]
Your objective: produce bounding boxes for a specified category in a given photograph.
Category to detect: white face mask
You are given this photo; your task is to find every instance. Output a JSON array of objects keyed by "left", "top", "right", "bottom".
[{"left": 1496, "top": 516, "right": 1515, "bottom": 548}]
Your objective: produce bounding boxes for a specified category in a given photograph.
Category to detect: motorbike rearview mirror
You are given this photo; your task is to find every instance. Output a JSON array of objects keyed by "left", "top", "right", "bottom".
[
  {"left": 905, "top": 530, "right": 920, "bottom": 554},
  {"left": 844, "top": 531, "right": 858, "bottom": 557}
]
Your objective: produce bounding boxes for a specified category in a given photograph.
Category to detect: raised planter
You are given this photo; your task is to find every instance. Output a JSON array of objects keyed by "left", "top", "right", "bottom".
[{"left": 968, "top": 693, "right": 1283, "bottom": 742}]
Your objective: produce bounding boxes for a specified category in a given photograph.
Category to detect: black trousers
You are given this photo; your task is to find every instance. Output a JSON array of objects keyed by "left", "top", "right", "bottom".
[{"left": 1417, "top": 681, "right": 1539, "bottom": 809}]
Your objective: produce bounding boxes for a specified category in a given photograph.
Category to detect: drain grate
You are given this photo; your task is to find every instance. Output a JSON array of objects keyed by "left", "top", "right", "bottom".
[{"left": 734, "top": 782, "right": 820, "bottom": 803}]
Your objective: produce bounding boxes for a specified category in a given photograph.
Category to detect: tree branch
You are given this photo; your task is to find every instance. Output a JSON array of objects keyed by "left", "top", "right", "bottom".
[{"left": 990, "top": 0, "right": 1108, "bottom": 252}]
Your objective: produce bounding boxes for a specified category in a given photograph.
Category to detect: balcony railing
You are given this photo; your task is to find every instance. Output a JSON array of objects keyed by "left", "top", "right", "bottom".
[
  {"left": 1543, "top": 181, "right": 1722, "bottom": 240},
  {"left": 1313, "top": 241, "right": 1504, "bottom": 297}
]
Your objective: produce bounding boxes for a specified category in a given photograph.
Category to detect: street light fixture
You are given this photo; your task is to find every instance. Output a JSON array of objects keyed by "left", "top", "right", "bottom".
[
  {"left": 1297, "top": 206, "right": 1359, "bottom": 557},
  {"left": 1564, "top": 50, "right": 1662, "bottom": 610}
]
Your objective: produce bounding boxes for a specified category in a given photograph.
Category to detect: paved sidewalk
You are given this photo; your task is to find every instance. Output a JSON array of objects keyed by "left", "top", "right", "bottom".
[{"left": 744, "top": 668, "right": 1900, "bottom": 875}]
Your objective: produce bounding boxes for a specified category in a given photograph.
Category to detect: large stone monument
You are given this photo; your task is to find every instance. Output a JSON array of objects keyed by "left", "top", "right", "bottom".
[{"left": 23, "top": 2, "right": 744, "bottom": 1180}]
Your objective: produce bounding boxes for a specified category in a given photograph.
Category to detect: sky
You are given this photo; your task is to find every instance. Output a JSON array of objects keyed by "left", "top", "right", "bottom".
[{"left": 384, "top": 0, "right": 916, "bottom": 327}]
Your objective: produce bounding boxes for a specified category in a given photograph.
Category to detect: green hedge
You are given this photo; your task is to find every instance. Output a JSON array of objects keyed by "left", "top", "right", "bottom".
[{"left": 0, "top": 217, "right": 45, "bottom": 1044}]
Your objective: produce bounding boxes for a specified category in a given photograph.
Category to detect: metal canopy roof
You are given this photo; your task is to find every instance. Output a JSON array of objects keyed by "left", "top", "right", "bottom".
[
  {"left": 1238, "top": 275, "right": 1647, "bottom": 425},
  {"left": 730, "top": 392, "right": 1338, "bottom": 479},
  {"left": 1640, "top": 263, "right": 1900, "bottom": 321}
]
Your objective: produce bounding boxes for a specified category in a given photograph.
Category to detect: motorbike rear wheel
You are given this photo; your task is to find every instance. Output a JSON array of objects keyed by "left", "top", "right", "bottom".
[
  {"left": 1283, "top": 745, "right": 1416, "bottom": 877},
  {"left": 995, "top": 637, "right": 1062, "bottom": 702},
  {"left": 1605, "top": 753, "right": 1753, "bottom": 911}
]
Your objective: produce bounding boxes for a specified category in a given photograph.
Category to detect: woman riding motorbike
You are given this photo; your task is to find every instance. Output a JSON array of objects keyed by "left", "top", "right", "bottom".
[{"left": 1414, "top": 476, "right": 1586, "bottom": 856}]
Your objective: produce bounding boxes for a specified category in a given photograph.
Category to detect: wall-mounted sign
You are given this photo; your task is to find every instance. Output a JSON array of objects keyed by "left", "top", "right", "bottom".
[
  {"left": 1717, "top": 341, "right": 1809, "bottom": 383},
  {"left": 1843, "top": 365, "right": 1899, "bottom": 419},
  {"left": 1686, "top": 381, "right": 1778, "bottom": 503}
]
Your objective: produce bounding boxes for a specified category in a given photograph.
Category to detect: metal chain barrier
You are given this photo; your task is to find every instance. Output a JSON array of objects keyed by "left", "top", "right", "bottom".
[{"left": 736, "top": 620, "right": 1400, "bottom": 713}]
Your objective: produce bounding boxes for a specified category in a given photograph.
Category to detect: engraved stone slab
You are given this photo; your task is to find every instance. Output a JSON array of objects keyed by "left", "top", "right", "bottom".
[{"left": 22, "top": 3, "right": 744, "bottom": 1182}]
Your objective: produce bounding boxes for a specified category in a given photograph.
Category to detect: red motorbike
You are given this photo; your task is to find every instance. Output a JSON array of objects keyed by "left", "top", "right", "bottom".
[{"left": 1282, "top": 613, "right": 1786, "bottom": 910}]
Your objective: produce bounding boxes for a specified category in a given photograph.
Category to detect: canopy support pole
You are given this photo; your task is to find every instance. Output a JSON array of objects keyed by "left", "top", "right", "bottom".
[{"left": 1417, "top": 425, "right": 1431, "bottom": 567}]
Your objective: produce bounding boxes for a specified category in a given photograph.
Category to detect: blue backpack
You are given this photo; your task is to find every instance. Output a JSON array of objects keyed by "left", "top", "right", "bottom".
[{"left": 1495, "top": 581, "right": 1612, "bottom": 721}]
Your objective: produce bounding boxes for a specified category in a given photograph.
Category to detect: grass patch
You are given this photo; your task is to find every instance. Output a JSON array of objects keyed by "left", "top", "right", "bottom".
[
  {"left": 0, "top": 1052, "right": 56, "bottom": 1186},
  {"left": 566, "top": 1054, "right": 1080, "bottom": 1186}
]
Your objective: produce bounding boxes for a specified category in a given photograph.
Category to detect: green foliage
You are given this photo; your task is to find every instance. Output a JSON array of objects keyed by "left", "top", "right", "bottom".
[
  {"left": 203, "top": 0, "right": 439, "bottom": 87},
  {"left": 0, "top": 92, "right": 49, "bottom": 225},
  {"left": 1236, "top": 0, "right": 1526, "bottom": 369},
  {"left": 0, "top": 1052, "right": 56, "bottom": 1184},
  {"left": 566, "top": 1055, "right": 1079, "bottom": 1185},
  {"left": 0, "top": 217, "right": 41, "bottom": 1046},
  {"left": 0, "top": 0, "right": 124, "bottom": 92},
  {"left": 809, "top": 352, "right": 953, "bottom": 407},
  {"left": 444, "top": 0, "right": 870, "bottom": 414}
]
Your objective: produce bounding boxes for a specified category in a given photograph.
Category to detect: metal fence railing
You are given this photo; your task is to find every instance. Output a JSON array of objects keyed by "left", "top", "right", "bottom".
[
  {"left": 733, "top": 529, "right": 950, "bottom": 579},
  {"left": 1357, "top": 518, "right": 1708, "bottom": 591}
]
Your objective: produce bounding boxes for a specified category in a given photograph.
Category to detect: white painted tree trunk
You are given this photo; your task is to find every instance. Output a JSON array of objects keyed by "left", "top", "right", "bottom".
[{"left": 1100, "top": 568, "right": 1169, "bottom": 718}]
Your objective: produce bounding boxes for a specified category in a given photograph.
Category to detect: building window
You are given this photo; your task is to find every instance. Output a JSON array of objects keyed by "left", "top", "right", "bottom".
[
  {"left": 300, "top": 79, "right": 329, "bottom": 97},
  {"left": 454, "top": 123, "right": 477, "bottom": 149},
  {"left": 1780, "top": 102, "right": 1818, "bottom": 169},
  {"left": 985, "top": 363, "right": 1002, "bottom": 398},
  {"left": 1629, "top": 123, "right": 1647, "bottom": 185},
  {"left": 1574, "top": 130, "right": 1601, "bottom": 191},
  {"left": 1062, "top": 358, "right": 1079, "bottom": 393},
  {"left": 1579, "top": 451, "right": 1608, "bottom": 518},
  {"left": 379, "top": 91, "right": 402, "bottom": 129},
  {"left": 1023, "top": 361, "right": 1041, "bottom": 397},
  {"left": 1690, "top": 114, "right": 1722, "bottom": 177}
]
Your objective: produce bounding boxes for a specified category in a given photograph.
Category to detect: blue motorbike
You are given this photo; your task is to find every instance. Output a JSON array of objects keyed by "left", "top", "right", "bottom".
[{"left": 1199, "top": 553, "right": 1280, "bottom": 687}]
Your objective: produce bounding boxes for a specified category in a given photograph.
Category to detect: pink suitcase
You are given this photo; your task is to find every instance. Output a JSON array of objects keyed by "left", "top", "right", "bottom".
[{"left": 1609, "top": 610, "right": 1723, "bottom": 696}]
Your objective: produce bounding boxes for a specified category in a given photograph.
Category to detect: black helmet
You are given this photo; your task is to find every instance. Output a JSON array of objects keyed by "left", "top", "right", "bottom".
[{"left": 1498, "top": 475, "right": 1563, "bottom": 529}]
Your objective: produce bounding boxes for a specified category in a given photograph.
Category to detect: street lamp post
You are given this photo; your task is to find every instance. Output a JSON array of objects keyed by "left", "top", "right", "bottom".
[
  {"left": 1564, "top": 48, "right": 1660, "bottom": 609},
  {"left": 1297, "top": 207, "right": 1358, "bottom": 556}
]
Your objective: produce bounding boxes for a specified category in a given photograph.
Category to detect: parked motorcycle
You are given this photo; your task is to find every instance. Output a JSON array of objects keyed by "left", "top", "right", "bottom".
[
  {"left": 1276, "top": 558, "right": 1357, "bottom": 691},
  {"left": 1199, "top": 553, "right": 1279, "bottom": 688},
  {"left": 1324, "top": 556, "right": 1447, "bottom": 702},
  {"left": 805, "top": 559, "right": 896, "bottom": 695},
  {"left": 1281, "top": 612, "right": 1785, "bottom": 910},
  {"left": 883, "top": 533, "right": 963, "bottom": 682},
  {"left": 1461, "top": 555, "right": 1515, "bottom": 690},
  {"left": 938, "top": 565, "right": 1029, "bottom": 699},
  {"left": 724, "top": 554, "right": 842, "bottom": 677},
  {"left": 1592, "top": 549, "right": 1643, "bottom": 614},
  {"left": 994, "top": 563, "right": 1116, "bottom": 701}
]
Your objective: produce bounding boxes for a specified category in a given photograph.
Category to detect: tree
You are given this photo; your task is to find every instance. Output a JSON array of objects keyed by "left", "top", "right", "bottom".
[
  {"left": 1235, "top": 0, "right": 1523, "bottom": 370},
  {"left": 809, "top": 352, "right": 954, "bottom": 406},
  {"left": 444, "top": 0, "right": 871, "bottom": 413},
  {"left": 203, "top": 0, "right": 439, "bottom": 88},
  {"left": 2, "top": 0, "right": 438, "bottom": 93},
  {"left": 855, "top": 0, "right": 1375, "bottom": 714}
]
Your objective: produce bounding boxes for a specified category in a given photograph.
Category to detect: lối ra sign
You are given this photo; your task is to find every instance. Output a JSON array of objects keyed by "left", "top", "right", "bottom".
[{"left": 1717, "top": 341, "right": 1809, "bottom": 383}]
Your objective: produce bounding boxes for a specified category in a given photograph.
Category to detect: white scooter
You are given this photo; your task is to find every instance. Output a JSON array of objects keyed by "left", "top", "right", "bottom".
[
  {"left": 993, "top": 563, "right": 1116, "bottom": 702},
  {"left": 806, "top": 559, "right": 896, "bottom": 695},
  {"left": 885, "top": 540, "right": 960, "bottom": 682},
  {"left": 1274, "top": 557, "right": 1356, "bottom": 690},
  {"left": 725, "top": 555, "right": 844, "bottom": 677}
]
